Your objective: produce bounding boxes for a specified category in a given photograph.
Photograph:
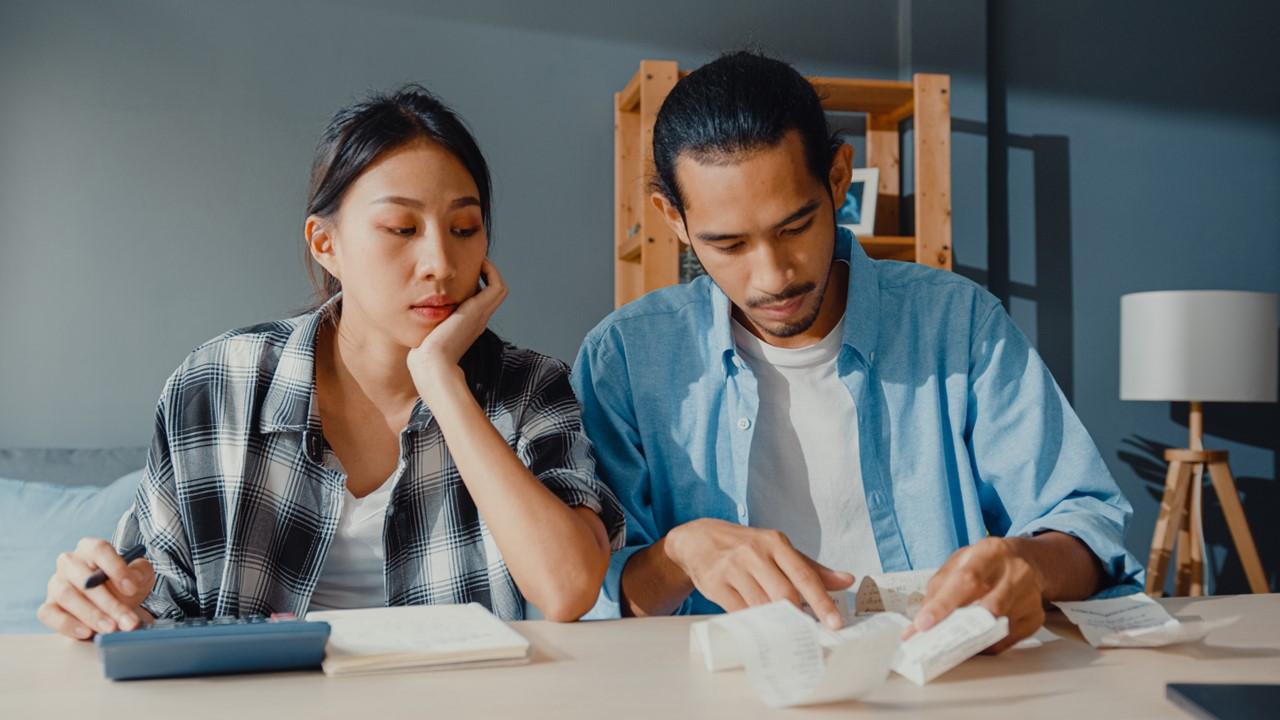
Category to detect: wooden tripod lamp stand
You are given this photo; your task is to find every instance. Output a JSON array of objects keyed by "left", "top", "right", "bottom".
[{"left": 1121, "top": 291, "right": 1277, "bottom": 596}]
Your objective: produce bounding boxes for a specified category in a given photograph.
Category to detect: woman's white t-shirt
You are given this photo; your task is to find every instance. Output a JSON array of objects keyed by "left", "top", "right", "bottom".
[{"left": 307, "top": 451, "right": 399, "bottom": 611}]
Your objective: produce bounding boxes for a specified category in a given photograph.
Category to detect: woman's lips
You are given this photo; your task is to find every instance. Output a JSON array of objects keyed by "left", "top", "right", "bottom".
[{"left": 411, "top": 304, "right": 457, "bottom": 321}]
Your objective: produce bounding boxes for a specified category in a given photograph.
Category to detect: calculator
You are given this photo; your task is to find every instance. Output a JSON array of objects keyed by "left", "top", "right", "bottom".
[{"left": 94, "top": 614, "right": 331, "bottom": 680}]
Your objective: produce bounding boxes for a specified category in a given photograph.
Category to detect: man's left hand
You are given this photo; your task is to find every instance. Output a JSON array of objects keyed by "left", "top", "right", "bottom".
[{"left": 905, "top": 537, "right": 1045, "bottom": 654}]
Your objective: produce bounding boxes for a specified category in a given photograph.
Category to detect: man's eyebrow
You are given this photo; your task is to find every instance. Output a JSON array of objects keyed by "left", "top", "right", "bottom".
[
  {"left": 694, "top": 199, "right": 821, "bottom": 243},
  {"left": 772, "top": 199, "right": 821, "bottom": 229}
]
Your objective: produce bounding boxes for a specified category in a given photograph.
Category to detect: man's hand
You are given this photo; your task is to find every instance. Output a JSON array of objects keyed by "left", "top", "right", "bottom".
[
  {"left": 666, "top": 519, "right": 855, "bottom": 628},
  {"left": 907, "top": 537, "right": 1045, "bottom": 653}
]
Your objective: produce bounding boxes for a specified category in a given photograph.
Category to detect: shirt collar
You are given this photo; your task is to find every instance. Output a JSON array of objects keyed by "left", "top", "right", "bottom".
[
  {"left": 257, "top": 294, "right": 339, "bottom": 434},
  {"left": 710, "top": 225, "right": 880, "bottom": 373},
  {"left": 840, "top": 226, "right": 881, "bottom": 364}
]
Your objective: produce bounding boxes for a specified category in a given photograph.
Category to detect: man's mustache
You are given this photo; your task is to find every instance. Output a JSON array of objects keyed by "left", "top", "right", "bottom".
[{"left": 746, "top": 281, "right": 816, "bottom": 309}]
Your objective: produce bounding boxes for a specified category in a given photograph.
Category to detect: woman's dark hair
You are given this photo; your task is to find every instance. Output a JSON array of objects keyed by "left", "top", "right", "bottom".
[
  {"left": 305, "top": 84, "right": 492, "bottom": 301},
  {"left": 652, "top": 51, "right": 841, "bottom": 216}
]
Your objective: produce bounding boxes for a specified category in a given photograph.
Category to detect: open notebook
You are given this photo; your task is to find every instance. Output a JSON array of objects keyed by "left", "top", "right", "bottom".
[{"left": 305, "top": 603, "right": 532, "bottom": 676}]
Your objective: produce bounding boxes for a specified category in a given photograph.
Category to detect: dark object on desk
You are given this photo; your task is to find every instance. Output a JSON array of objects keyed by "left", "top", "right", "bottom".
[
  {"left": 94, "top": 615, "right": 330, "bottom": 680},
  {"left": 1166, "top": 683, "right": 1280, "bottom": 720}
]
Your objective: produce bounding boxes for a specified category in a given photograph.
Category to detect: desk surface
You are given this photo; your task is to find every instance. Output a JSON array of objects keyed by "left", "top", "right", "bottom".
[{"left": 2, "top": 594, "right": 1277, "bottom": 719}]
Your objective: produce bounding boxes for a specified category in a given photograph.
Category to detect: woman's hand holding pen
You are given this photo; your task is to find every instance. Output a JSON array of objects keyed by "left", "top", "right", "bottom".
[{"left": 37, "top": 539, "right": 156, "bottom": 640}]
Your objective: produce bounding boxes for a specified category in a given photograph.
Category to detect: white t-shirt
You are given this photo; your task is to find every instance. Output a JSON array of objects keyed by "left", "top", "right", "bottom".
[
  {"left": 732, "top": 312, "right": 883, "bottom": 578},
  {"left": 307, "top": 452, "right": 398, "bottom": 611}
]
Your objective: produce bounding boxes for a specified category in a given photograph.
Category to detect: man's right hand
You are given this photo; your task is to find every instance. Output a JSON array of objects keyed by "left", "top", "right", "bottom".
[
  {"left": 37, "top": 538, "right": 155, "bottom": 640},
  {"left": 666, "top": 519, "right": 855, "bottom": 628}
]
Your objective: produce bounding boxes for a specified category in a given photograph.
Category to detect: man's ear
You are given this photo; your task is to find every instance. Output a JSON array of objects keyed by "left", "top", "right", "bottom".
[
  {"left": 828, "top": 142, "right": 855, "bottom": 207},
  {"left": 649, "top": 191, "right": 691, "bottom": 248},
  {"left": 305, "top": 215, "right": 341, "bottom": 282}
]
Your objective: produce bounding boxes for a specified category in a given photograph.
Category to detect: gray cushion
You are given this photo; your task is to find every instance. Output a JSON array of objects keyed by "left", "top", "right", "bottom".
[{"left": 0, "top": 447, "right": 147, "bottom": 488}]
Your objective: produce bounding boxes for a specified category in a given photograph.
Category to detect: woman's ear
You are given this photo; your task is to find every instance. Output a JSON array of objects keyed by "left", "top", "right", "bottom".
[{"left": 305, "top": 215, "right": 341, "bottom": 282}]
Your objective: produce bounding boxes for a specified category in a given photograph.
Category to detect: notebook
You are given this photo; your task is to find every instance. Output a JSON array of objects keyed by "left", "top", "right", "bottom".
[{"left": 305, "top": 603, "right": 532, "bottom": 676}]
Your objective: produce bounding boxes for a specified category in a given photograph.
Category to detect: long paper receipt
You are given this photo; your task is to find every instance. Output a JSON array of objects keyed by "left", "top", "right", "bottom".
[
  {"left": 691, "top": 600, "right": 1009, "bottom": 706},
  {"left": 1053, "top": 593, "right": 1238, "bottom": 648},
  {"left": 691, "top": 601, "right": 902, "bottom": 707}
]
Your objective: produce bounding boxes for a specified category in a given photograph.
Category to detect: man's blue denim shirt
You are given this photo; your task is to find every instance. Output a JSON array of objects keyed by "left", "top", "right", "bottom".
[{"left": 574, "top": 228, "right": 1143, "bottom": 617}]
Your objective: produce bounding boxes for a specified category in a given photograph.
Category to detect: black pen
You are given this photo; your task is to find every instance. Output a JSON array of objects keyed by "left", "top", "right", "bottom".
[{"left": 83, "top": 544, "right": 147, "bottom": 590}]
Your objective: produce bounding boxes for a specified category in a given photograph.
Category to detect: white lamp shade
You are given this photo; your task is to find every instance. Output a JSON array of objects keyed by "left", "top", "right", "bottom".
[{"left": 1120, "top": 291, "right": 1277, "bottom": 402}]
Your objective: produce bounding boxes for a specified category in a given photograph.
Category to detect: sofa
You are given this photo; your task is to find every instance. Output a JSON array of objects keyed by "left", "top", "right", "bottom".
[{"left": 0, "top": 447, "right": 147, "bottom": 633}]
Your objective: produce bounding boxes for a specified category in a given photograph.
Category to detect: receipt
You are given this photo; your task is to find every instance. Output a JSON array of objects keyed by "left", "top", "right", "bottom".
[
  {"left": 852, "top": 569, "right": 936, "bottom": 618},
  {"left": 692, "top": 601, "right": 1009, "bottom": 700},
  {"left": 891, "top": 606, "right": 1009, "bottom": 685},
  {"left": 1011, "top": 625, "right": 1062, "bottom": 650},
  {"left": 1053, "top": 593, "right": 1238, "bottom": 648},
  {"left": 691, "top": 602, "right": 900, "bottom": 707}
]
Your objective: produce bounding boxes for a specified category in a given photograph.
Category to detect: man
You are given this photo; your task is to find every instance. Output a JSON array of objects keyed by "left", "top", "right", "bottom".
[{"left": 574, "top": 51, "right": 1141, "bottom": 649}]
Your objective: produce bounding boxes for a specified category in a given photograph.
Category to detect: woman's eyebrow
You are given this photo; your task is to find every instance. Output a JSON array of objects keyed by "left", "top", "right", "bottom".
[
  {"left": 371, "top": 195, "right": 424, "bottom": 208},
  {"left": 370, "top": 195, "right": 480, "bottom": 210}
]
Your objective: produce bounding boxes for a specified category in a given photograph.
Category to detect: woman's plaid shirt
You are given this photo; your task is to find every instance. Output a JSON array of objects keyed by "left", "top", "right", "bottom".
[{"left": 113, "top": 299, "right": 625, "bottom": 621}]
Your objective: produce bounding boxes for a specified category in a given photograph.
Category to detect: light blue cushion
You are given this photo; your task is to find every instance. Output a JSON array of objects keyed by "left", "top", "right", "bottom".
[
  {"left": 0, "top": 469, "right": 142, "bottom": 634},
  {"left": 0, "top": 447, "right": 147, "bottom": 488}
]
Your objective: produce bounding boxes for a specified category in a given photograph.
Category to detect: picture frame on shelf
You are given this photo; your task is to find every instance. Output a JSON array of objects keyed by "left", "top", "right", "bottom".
[{"left": 837, "top": 166, "right": 879, "bottom": 237}]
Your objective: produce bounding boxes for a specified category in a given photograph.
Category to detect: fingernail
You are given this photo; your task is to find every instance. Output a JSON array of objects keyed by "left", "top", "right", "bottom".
[
  {"left": 118, "top": 613, "right": 137, "bottom": 631},
  {"left": 74, "top": 625, "right": 91, "bottom": 639},
  {"left": 825, "top": 613, "right": 843, "bottom": 630},
  {"left": 98, "top": 618, "right": 115, "bottom": 633},
  {"left": 915, "top": 611, "right": 935, "bottom": 631},
  {"left": 120, "top": 579, "right": 137, "bottom": 596}
]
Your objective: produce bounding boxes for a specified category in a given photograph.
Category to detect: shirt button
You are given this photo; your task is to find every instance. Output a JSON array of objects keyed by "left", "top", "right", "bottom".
[
  {"left": 737, "top": 503, "right": 747, "bottom": 519},
  {"left": 737, "top": 418, "right": 751, "bottom": 430},
  {"left": 869, "top": 490, "right": 885, "bottom": 507}
]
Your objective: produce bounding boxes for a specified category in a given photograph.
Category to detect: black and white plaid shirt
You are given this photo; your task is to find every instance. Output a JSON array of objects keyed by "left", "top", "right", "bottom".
[{"left": 114, "top": 297, "right": 625, "bottom": 621}]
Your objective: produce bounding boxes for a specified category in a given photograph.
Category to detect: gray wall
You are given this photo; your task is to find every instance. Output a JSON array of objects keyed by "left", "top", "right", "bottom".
[
  {"left": 2, "top": 1, "right": 1277, "bottom": 590},
  {"left": 907, "top": 0, "right": 1280, "bottom": 593},
  {"left": 995, "top": 1, "right": 1279, "bottom": 594},
  {"left": 0, "top": 0, "right": 900, "bottom": 447}
]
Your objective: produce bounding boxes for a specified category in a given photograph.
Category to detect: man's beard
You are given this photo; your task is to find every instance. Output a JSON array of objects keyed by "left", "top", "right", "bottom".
[{"left": 746, "top": 276, "right": 828, "bottom": 338}]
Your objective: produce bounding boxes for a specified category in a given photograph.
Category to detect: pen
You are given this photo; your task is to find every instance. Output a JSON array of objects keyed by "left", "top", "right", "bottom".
[{"left": 83, "top": 544, "right": 147, "bottom": 590}]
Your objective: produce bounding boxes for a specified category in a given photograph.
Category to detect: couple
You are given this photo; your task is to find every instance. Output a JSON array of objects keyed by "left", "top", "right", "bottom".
[{"left": 39, "top": 51, "right": 1141, "bottom": 651}]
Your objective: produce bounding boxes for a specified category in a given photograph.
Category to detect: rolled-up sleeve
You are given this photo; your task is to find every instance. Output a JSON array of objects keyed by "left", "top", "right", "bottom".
[
  {"left": 515, "top": 357, "right": 626, "bottom": 553},
  {"left": 573, "top": 331, "right": 690, "bottom": 619},
  {"left": 966, "top": 303, "right": 1145, "bottom": 590},
  {"left": 112, "top": 373, "right": 201, "bottom": 621}
]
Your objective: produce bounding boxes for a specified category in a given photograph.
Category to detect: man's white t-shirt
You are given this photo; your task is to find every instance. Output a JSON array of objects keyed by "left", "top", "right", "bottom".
[{"left": 732, "top": 312, "right": 883, "bottom": 578}]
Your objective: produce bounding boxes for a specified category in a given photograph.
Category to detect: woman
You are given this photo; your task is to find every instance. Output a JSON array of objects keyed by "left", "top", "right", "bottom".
[{"left": 38, "top": 86, "right": 624, "bottom": 639}]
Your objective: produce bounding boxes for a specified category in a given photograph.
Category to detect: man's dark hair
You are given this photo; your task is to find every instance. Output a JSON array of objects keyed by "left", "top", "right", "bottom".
[{"left": 652, "top": 51, "right": 841, "bottom": 216}]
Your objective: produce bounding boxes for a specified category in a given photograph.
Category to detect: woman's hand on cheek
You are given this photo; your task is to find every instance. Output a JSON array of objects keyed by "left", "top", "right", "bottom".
[{"left": 407, "top": 258, "right": 508, "bottom": 398}]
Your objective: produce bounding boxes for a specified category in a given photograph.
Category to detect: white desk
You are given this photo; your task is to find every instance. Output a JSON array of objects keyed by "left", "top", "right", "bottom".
[{"left": 2, "top": 594, "right": 1276, "bottom": 719}]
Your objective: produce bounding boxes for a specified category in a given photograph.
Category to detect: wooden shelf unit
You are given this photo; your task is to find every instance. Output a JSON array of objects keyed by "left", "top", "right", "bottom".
[{"left": 613, "top": 61, "right": 953, "bottom": 308}]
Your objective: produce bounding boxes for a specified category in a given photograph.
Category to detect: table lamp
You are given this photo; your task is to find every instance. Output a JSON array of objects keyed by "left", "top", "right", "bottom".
[{"left": 1121, "top": 290, "right": 1277, "bottom": 596}]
